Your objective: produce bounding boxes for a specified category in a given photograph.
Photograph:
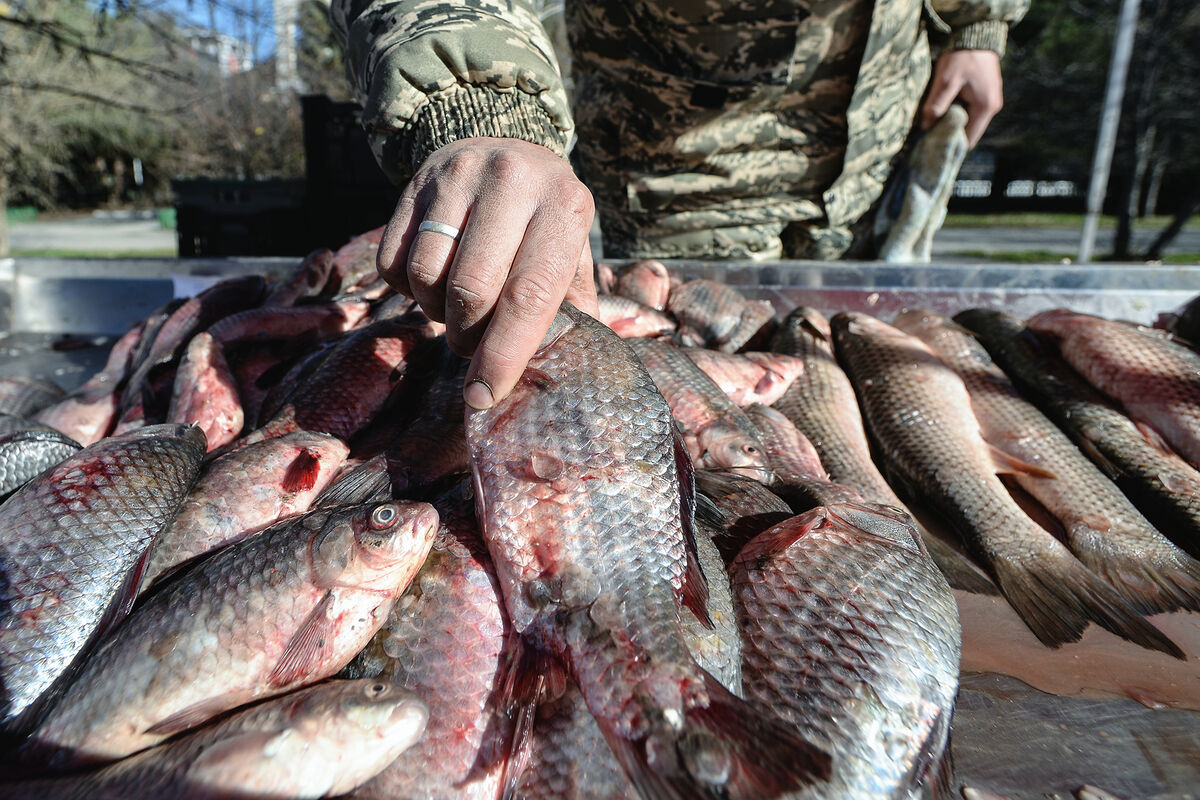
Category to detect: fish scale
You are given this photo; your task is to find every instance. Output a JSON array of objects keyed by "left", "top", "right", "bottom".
[
  {"left": 731, "top": 504, "right": 961, "bottom": 800},
  {"left": 23, "top": 500, "right": 437, "bottom": 769},
  {"left": 467, "top": 303, "right": 828, "bottom": 800},
  {"left": 0, "top": 423, "right": 207, "bottom": 737}
]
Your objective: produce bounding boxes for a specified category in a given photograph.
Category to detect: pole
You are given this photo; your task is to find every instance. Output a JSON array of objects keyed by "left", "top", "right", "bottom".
[{"left": 1078, "top": 0, "right": 1142, "bottom": 264}]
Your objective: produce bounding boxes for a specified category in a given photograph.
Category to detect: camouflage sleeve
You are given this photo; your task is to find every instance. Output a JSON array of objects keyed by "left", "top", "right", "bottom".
[
  {"left": 928, "top": 0, "right": 1030, "bottom": 55},
  {"left": 330, "top": 0, "right": 573, "bottom": 184}
]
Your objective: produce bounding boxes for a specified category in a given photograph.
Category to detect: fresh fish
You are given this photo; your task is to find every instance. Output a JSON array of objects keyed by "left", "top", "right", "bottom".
[
  {"left": 166, "top": 332, "right": 243, "bottom": 451},
  {"left": 742, "top": 403, "right": 827, "bottom": 483},
  {"left": 207, "top": 296, "right": 372, "bottom": 349},
  {"left": 35, "top": 323, "right": 144, "bottom": 446},
  {"left": 629, "top": 337, "right": 771, "bottom": 479},
  {"left": 695, "top": 470, "right": 795, "bottom": 565},
  {"left": 263, "top": 247, "right": 336, "bottom": 307},
  {"left": 1, "top": 679, "right": 427, "bottom": 800},
  {"left": 1029, "top": 308, "right": 1200, "bottom": 469},
  {"left": 0, "top": 417, "right": 81, "bottom": 499},
  {"left": 683, "top": 350, "right": 806, "bottom": 408},
  {"left": 346, "top": 483, "right": 511, "bottom": 800},
  {"left": 386, "top": 341, "right": 471, "bottom": 498},
  {"left": 119, "top": 276, "right": 266, "bottom": 418},
  {"left": 329, "top": 226, "right": 384, "bottom": 293},
  {"left": 24, "top": 501, "right": 438, "bottom": 768},
  {"left": 769, "top": 307, "right": 996, "bottom": 594},
  {"left": 466, "top": 303, "right": 828, "bottom": 799},
  {"left": 241, "top": 313, "right": 439, "bottom": 448},
  {"left": 508, "top": 502, "right": 743, "bottom": 800},
  {"left": 0, "top": 377, "right": 67, "bottom": 418},
  {"left": 1159, "top": 291, "right": 1200, "bottom": 347},
  {"left": 958, "top": 307, "right": 1200, "bottom": 558},
  {"left": 0, "top": 424, "right": 207, "bottom": 736},
  {"left": 142, "top": 431, "right": 350, "bottom": 591},
  {"left": 315, "top": 455, "right": 393, "bottom": 508},
  {"left": 832, "top": 311, "right": 1181, "bottom": 656},
  {"left": 667, "top": 280, "right": 775, "bottom": 353},
  {"left": 615, "top": 259, "right": 672, "bottom": 310},
  {"left": 596, "top": 295, "right": 678, "bottom": 339},
  {"left": 898, "top": 308, "right": 1200, "bottom": 615},
  {"left": 730, "top": 503, "right": 961, "bottom": 800}
]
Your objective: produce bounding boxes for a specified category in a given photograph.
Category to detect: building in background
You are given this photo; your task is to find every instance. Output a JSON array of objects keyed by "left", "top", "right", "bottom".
[{"left": 181, "top": 26, "right": 254, "bottom": 76}]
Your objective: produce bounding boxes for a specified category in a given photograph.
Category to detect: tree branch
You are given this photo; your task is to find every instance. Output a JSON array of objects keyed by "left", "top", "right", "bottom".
[{"left": 0, "top": 79, "right": 194, "bottom": 114}]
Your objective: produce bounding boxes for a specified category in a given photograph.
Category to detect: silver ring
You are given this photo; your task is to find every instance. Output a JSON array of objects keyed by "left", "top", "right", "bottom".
[{"left": 418, "top": 220, "right": 462, "bottom": 241}]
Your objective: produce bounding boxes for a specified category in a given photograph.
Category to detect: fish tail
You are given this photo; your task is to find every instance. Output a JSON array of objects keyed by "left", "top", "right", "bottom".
[
  {"left": 990, "top": 549, "right": 1185, "bottom": 658},
  {"left": 600, "top": 670, "right": 831, "bottom": 800},
  {"left": 922, "top": 533, "right": 999, "bottom": 595},
  {"left": 1080, "top": 548, "right": 1200, "bottom": 616}
]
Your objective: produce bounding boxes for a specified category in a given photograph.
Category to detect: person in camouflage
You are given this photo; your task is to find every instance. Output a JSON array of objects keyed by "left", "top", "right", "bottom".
[{"left": 331, "top": 0, "right": 1027, "bottom": 409}]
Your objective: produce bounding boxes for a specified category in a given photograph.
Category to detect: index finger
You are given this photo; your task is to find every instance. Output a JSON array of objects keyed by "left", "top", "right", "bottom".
[{"left": 462, "top": 216, "right": 590, "bottom": 409}]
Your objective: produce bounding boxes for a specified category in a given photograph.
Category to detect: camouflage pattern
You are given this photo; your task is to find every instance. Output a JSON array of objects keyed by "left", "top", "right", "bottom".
[{"left": 333, "top": 0, "right": 1028, "bottom": 259}]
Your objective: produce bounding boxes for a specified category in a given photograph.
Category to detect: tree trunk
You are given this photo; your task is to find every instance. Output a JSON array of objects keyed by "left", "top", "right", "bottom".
[
  {"left": 1144, "top": 152, "right": 1167, "bottom": 216},
  {"left": 1144, "top": 188, "right": 1200, "bottom": 261},
  {"left": 0, "top": 172, "right": 9, "bottom": 258},
  {"left": 1114, "top": 123, "right": 1156, "bottom": 256}
]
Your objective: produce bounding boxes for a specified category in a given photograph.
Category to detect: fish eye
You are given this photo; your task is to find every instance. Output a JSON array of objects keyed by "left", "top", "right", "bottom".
[
  {"left": 366, "top": 682, "right": 388, "bottom": 698},
  {"left": 370, "top": 504, "right": 399, "bottom": 530}
]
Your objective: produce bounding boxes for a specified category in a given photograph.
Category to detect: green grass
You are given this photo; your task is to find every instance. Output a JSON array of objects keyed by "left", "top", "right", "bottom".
[
  {"left": 948, "top": 249, "right": 1200, "bottom": 264},
  {"left": 943, "top": 212, "right": 1200, "bottom": 230},
  {"left": 9, "top": 248, "right": 178, "bottom": 258}
]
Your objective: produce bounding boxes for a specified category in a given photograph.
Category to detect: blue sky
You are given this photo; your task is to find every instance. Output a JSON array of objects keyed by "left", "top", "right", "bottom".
[{"left": 152, "top": 0, "right": 277, "bottom": 61}]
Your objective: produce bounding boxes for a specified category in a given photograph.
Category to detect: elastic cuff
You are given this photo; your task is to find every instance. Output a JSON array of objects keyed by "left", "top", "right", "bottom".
[
  {"left": 948, "top": 20, "right": 1009, "bottom": 56},
  {"left": 370, "top": 85, "right": 570, "bottom": 183}
]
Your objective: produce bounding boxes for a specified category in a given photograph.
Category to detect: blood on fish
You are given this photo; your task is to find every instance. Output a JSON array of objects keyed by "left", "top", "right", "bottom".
[{"left": 281, "top": 449, "right": 323, "bottom": 493}]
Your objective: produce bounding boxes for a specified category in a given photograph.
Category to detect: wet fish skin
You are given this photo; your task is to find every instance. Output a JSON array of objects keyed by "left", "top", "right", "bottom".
[
  {"left": 0, "top": 418, "right": 81, "bottom": 500},
  {"left": 683, "top": 350, "right": 806, "bottom": 408},
  {"left": 35, "top": 323, "right": 145, "bottom": 446},
  {"left": 769, "top": 307, "right": 997, "bottom": 595},
  {"left": 629, "top": 336, "right": 772, "bottom": 479},
  {"left": 262, "top": 247, "right": 336, "bottom": 307},
  {"left": 1029, "top": 308, "right": 1200, "bottom": 469},
  {"left": 119, "top": 276, "right": 267, "bottom": 416},
  {"left": 832, "top": 311, "right": 1182, "bottom": 656},
  {"left": 695, "top": 470, "right": 795, "bottom": 565},
  {"left": 730, "top": 503, "right": 961, "bottom": 800},
  {"left": 242, "top": 313, "right": 439, "bottom": 448},
  {"left": 615, "top": 259, "right": 672, "bottom": 311},
  {"left": 142, "top": 431, "right": 351, "bottom": 592},
  {"left": 329, "top": 226, "right": 384, "bottom": 293},
  {"left": 898, "top": 308, "right": 1200, "bottom": 615},
  {"left": 1, "top": 680, "right": 428, "bottom": 800},
  {"left": 347, "top": 482, "right": 512, "bottom": 800},
  {"left": 743, "top": 403, "right": 828, "bottom": 484},
  {"left": 467, "top": 303, "right": 828, "bottom": 799},
  {"left": 166, "top": 332, "right": 243, "bottom": 451},
  {"left": 24, "top": 500, "right": 438, "bottom": 768},
  {"left": 596, "top": 294, "right": 678, "bottom": 339},
  {"left": 0, "top": 423, "right": 207, "bottom": 737},
  {"left": 207, "top": 296, "right": 372, "bottom": 349},
  {"left": 667, "top": 280, "right": 775, "bottom": 353},
  {"left": 0, "top": 378, "right": 67, "bottom": 419},
  {"left": 958, "top": 307, "right": 1200, "bottom": 557}
]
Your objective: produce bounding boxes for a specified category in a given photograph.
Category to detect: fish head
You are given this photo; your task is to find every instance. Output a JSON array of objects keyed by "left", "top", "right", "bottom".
[
  {"left": 699, "top": 423, "right": 773, "bottom": 480},
  {"left": 311, "top": 501, "right": 439, "bottom": 593}
]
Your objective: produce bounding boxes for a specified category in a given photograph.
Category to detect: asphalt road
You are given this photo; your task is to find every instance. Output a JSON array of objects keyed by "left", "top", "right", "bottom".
[{"left": 7, "top": 212, "right": 1199, "bottom": 262}]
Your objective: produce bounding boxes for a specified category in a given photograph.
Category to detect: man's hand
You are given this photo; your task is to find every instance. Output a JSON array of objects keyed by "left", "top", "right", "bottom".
[
  {"left": 377, "top": 137, "right": 598, "bottom": 410},
  {"left": 920, "top": 49, "right": 1004, "bottom": 148}
]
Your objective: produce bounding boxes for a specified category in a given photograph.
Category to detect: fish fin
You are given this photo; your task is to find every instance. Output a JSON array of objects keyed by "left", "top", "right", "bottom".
[
  {"left": 1137, "top": 421, "right": 1177, "bottom": 456},
  {"left": 673, "top": 426, "right": 712, "bottom": 628},
  {"left": 988, "top": 445, "right": 1057, "bottom": 480},
  {"left": 144, "top": 695, "right": 241, "bottom": 736},
  {"left": 904, "top": 706, "right": 954, "bottom": 799},
  {"left": 986, "top": 540, "right": 1184, "bottom": 657},
  {"left": 921, "top": 532, "right": 999, "bottom": 595},
  {"left": 187, "top": 730, "right": 286, "bottom": 776},
  {"left": 497, "top": 639, "right": 560, "bottom": 800},
  {"left": 268, "top": 591, "right": 335, "bottom": 687},
  {"left": 1075, "top": 537, "right": 1200, "bottom": 616},
  {"left": 599, "top": 670, "right": 831, "bottom": 800},
  {"left": 280, "top": 448, "right": 322, "bottom": 493},
  {"left": 94, "top": 545, "right": 154, "bottom": 641},
  {"left": 1075, "top": 436, "right": 1124, "bottom": 480}
]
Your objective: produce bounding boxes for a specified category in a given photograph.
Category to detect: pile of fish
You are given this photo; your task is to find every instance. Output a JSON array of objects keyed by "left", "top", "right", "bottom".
[{"left": 0, "top": 226, "right": 1197, "bottom": 799}]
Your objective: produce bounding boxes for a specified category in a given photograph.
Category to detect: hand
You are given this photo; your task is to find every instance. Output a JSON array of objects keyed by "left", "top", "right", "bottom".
[
  {"left": 920, "top": 49, "right": 1004, "bottom": 148},
  {"left": 377, "top": 137, "right": 598, "bottom": 409}
]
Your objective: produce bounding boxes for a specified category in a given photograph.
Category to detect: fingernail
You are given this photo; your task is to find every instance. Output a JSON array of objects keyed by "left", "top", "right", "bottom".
[{"left": 464, "top": 378, "right": 495, "bottom": 410}]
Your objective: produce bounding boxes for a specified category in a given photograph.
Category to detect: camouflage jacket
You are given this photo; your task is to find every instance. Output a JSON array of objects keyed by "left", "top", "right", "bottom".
[{"left": 333, "top": 0, "right": 1028, "bottom": 259}]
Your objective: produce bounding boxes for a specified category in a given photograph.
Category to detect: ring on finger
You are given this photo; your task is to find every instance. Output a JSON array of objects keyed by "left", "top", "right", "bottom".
[{"left": 418, "top": 220, "right": 462, "bottom": 241}]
